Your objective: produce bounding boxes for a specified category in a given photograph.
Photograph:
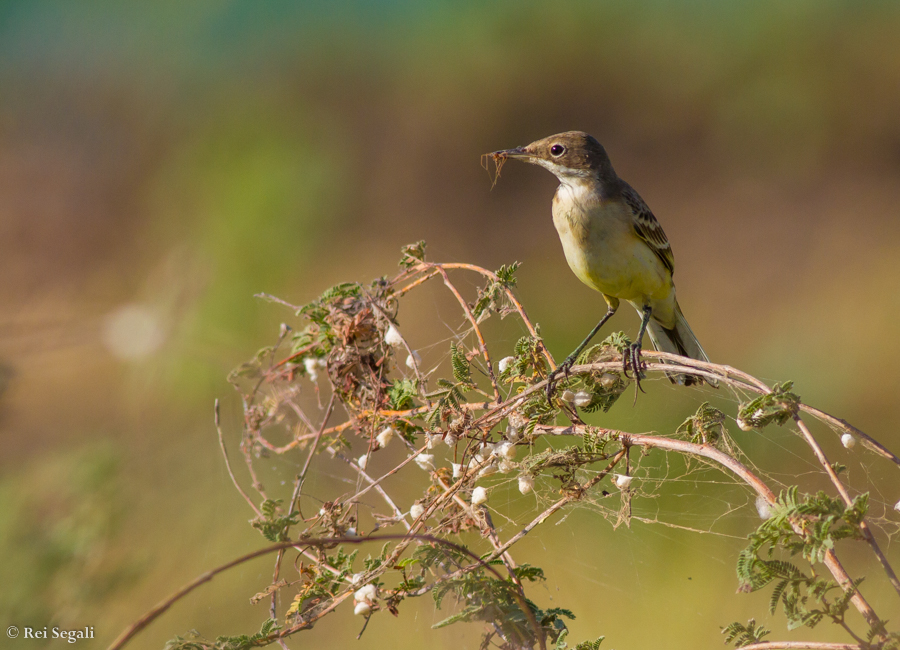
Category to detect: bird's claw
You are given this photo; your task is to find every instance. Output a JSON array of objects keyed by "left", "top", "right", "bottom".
[
  {"left": 623, "top": 343, "right": 647, "bottom": 394},
  {"left": 545, "top": 357, "right": 574, "bottom": 403}
]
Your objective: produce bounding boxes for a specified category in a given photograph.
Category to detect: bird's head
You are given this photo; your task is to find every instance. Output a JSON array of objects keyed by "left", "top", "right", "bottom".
[{"left": 489, "top": 131, "right": 615, "bottom": 183}]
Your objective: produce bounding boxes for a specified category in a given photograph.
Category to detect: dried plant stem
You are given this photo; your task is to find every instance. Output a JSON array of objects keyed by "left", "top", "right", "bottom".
[
  {"left": 271, "top": 394, "right": 337, "bottom": 618},
  {"left": 108, "top": 534, "right": 542, "bottom": 650},
  {"left": 533, "top": 424, "right": 886, "bottom": 635},
  {"left": 792, "top": 415, "right": 900, "bottom": 599},
  {"left": 487, "top": 449, "right": 628, "bottom": 561},
  {"left": 396, "top": 262, "right": 556, "bottom": 369},
  {"left": 328, "top": 447, "right": 410, "bottom": 531},
  {"left": 434, "top": 265, "right": 501, "bottom": 401},
  {"left": 435, "top": 475, "right": 520, "bottom": 585},
  {"left": 741, "top": 641, "right": 867, "bottom": 650},
  {"left": 215, "top": 399, "right": 262, "bottom": 518}
]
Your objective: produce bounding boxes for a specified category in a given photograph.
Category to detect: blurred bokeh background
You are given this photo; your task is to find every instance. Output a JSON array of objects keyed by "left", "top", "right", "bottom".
[{"left": 1, "top": 1, "right": 899, "bottom": 648}]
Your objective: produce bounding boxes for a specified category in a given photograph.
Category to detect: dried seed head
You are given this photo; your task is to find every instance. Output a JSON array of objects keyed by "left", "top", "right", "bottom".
[
  {"left": 493, "top": 441, "right": 516, "bottom": 460},
  {"left": 614, "top": 474, "right": 633, "bottom": 489},
  {"left": 304, "top": 357, "right": 319, "bottom": 382},
  {"left": 376, "top": 426, "right": 395, "bottom": 448},
  {"left": 409, "top": 503, "right": 425, "bottom": 519},
  {"left": 477, "top": 463, "right": 497, "bottom": 478},
  {"left": 518, "top": 475, "right": 534, "bottom": 495},
  {"left": 599, "top": 372, "right": 618, "bottom": 388},
  {"left": 756, "top": 495, "right": 773, "bottom": 520},
  {"left": 354, "top": 584, "right": 377, "bottom": 602},
  {"left": 384, "top": 324, "right": 403, "bottom": 347},
  {"left": 573, "top": 391, "right": 591, "bottom": 407}
]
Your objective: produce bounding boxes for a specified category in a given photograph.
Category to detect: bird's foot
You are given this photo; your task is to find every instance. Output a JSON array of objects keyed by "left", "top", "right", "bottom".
[
  {"left": 623, "top": 343, "right": 647, "bottom": 395},
  {"left": 545, "top": 357, "right": 574, "bottom": 403}
]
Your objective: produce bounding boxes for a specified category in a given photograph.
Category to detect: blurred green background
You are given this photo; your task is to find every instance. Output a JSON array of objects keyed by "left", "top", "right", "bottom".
[{"left": 1, "top": 1, "right": 899, "bottom": 648}]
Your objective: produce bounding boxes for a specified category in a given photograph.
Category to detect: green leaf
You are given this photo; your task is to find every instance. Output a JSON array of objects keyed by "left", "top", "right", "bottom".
[
  {"left": 450, "top": 342, "right": 473, "bottom": 386},
  {"left": 432, "top": 604, "right": 483, "bottom": 628},
  {"left": 388, "top": 379, "right": 418, "bottom": 410},
  {"left": 399, "top": 241, "right": 427, "bottom": 268},
  {"left": 250, "top": 499, "right": 300, "bottom": 542},
  {"left": 676, "top": 402, "right": 726, "bottom": 445},
  {"left": 722, "top": 619, "right": 770, "bottom": 647},
  {"left": 737, "top": 381, "right": 800, "bottom": 430}
]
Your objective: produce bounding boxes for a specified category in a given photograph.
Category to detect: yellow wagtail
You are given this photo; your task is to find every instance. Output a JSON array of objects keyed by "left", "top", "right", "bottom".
[{"left": 489, "top": 131, "right": 713, "bottom": 396}]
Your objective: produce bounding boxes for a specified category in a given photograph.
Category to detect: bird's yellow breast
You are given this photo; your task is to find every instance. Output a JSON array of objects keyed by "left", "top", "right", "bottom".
[{"left": 551, "top": 183, "right": 673, "bottom": 307}]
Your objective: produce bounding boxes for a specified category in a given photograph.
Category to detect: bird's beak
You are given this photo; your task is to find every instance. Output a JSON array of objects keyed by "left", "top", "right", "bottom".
[{"left": 491, "top": 145, "right": 532, "bottom": 160}]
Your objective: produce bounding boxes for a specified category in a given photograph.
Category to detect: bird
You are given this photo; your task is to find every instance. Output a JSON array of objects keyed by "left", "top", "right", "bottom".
[{"left": 488, "top": 131, "right": 713, "bottom": 397}]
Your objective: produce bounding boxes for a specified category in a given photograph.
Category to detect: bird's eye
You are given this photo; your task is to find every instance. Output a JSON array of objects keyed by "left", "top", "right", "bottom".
[{"left": 550, "top": 144, "right": 565, "bottom": 157}]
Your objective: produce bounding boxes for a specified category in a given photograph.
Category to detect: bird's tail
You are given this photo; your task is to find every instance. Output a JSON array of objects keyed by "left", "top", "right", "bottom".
[{"left": 644, "top": 303, "right": 716, "bottom": 387}]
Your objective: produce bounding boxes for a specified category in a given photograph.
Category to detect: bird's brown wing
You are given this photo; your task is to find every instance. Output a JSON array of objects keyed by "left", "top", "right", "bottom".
[{"left": 621, "top": 183, "right": 675, "bottom": 276}]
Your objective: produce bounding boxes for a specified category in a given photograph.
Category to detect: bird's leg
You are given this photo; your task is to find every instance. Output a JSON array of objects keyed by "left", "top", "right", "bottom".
[
  {"left": 546, "top": 304, "right": 617, "bottom": 402},
  {"left": 625, "top": 304, "right": 652, "bottom": 393}
]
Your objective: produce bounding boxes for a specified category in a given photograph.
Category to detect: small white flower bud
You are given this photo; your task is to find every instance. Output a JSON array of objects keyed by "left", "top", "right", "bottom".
[
  {"left": 508, "top": 411, "right": 527, "bottom": 429},
  {"left": 518, "top": 475, "right": 534, "bottom": 495},
  {"left": 304, "top": 357, "right": 319, "bottom": 382},
  {"left": 354, "top": 584, "right": 377, "bottom": 602},
  {"left": 354, "top": 601, "right": 371, "bottom": 616},
  {"left": 409, "top": 503, "right": 425, "bottom": 519},
  {"left": 492, "top": 441, "right": 516, "bottom": 460},
  {"left": 560, "top": 390, "right": 575, "bottom": 403},
  {"left": 414, "top": 453, "right": 435, "bottom": 471},
  {"left": 498, "top": 356, "right": 515, "bottom": 373},
  {"left": 375, "top": 426, "right": 395, "bottom": 448},
  {"left": 614, "top": 474, "right": 633, "bottom": 489},
  {"left": 384, "top": 324, "right": 403, "bottom": 347},
  {"left": 477, "top": 463, "right": 497, "bottom": 478},
  {"left": 599, "top": 373, "right": 618, "bottom": 388},
  {"left": 573, "top": 391, "right": 591, "bottom": 407},
  {"left": 406, "top": 350, "right": 422, "bottom": 369},
  {"left": 357, "top": 454, "right": 369, "bottom": 471},
  {"left": 471, "top": 486, "right": 488, "bottom": 505},
  {"left": 756, "top": 495, "right": 773, "bottom": 520},
  {"left": 841, "top": 433, "right": 856, "bottom": 449},
  {"left": 452, "top": 463, "right": 463, "bottom": 479}
]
